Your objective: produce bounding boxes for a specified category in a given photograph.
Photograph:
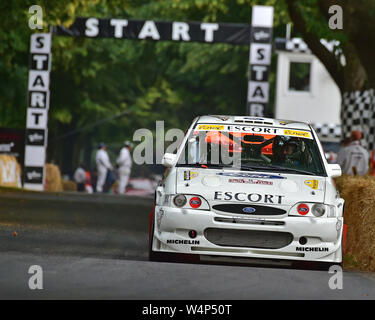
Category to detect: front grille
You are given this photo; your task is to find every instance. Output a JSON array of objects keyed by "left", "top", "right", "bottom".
[
  {"left": 212, "top": 204, "right": 286, "bottom": 216},
  {"left": 204, "top": 228, "right": 293, "bottom": 249}
]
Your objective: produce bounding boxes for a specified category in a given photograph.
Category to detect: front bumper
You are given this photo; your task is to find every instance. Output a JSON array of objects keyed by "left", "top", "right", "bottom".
[{"left": 152, "top": 206, "right": 343, "bottom": 263}]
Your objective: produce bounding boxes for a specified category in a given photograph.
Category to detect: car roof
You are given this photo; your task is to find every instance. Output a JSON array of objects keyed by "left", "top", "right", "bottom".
[{"left": 196, "top": 115, "right": 312, "bottom": 131}]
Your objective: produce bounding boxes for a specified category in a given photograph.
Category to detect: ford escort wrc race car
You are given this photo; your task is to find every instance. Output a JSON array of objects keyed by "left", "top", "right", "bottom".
[{"left": 149, "top": 116, "right": 345, "bottom": 268}]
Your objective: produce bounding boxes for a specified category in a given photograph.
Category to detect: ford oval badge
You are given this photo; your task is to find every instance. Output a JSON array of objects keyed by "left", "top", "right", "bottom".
[{"left": 242, "top": 207, "right": 256, "bottom": 214}]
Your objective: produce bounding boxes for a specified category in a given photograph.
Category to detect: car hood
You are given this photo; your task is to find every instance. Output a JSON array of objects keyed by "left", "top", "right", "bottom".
[{"left": 176, "top": 167, "right": 326, "bottom": 207}]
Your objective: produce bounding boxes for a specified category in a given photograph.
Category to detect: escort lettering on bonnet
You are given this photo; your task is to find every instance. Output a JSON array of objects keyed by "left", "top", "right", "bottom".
[{"left": 149, "top": 115, "right": 345, "bottom": 268}]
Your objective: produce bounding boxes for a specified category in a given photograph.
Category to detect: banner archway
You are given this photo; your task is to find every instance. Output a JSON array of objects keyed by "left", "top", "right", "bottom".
[{"left": 24, "top": 5, "right": 274, "bottom": 190}]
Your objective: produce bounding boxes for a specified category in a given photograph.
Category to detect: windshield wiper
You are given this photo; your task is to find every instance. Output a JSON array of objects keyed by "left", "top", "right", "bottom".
[
  {"left": 240, "top": 164, "right": 317, "bottom": 176},
  {"left": 181, "top": 162, "right": 233, "bottom": 169}
]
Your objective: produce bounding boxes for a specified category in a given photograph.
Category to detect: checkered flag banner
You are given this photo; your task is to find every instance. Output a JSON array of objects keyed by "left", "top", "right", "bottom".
[
  {"left": 311, "top": 123, "right": 341, "bottom": 140},
  {"left": 275, "top": 37, "right": 346, "bottom": 65},
  {"left": 341, "top": 89, "right": 375, "bottom": 150}
]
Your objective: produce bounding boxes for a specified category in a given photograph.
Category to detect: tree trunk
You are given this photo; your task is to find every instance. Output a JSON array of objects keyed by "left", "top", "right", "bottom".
[
  {"left": 287, "top": 0, "right": 375, "bottom": 149},
  {"left": 83, "top": 132, "right": 94, "bottom": 171}
]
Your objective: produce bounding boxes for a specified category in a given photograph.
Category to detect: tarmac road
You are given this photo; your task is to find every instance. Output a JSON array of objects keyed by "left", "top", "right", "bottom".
[{"left": 1, "top": 191, "right": 375, "bottom": 300}]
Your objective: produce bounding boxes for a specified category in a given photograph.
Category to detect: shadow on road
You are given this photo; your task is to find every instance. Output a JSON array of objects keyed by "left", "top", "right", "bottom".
[{"left": 0, "top": 192, "right": 153, "bottom": 261}]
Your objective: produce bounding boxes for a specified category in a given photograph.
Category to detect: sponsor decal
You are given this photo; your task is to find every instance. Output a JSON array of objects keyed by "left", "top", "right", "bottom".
[
  {"left": 184, "top": 170, "right": 198, "bottom": 181},
  {"left": 24, "top": 166, "right": 44, "bottom": 184},
  {"left": 226, "top": 125, "right": 278, "bottom": 134},
  {"left": 251, "top": 26, "right": 272, "bottom": 44},
  {"left": 304, "top": 179, "right": 319, "bottom": 190},
  {"left": 197, "top": 124, "right": 224, "bottom": 131},
  {"left": 228, "top": 178, "right": 273, "bottom": 185},
  {"left": 284, "top": 129, "right": 312, "bottom": 139},
  {"left": 296, "top": 247, "right": 329, "bottom": 252},
  {"left": 28, "top": 133, "right": 43, "bottom": 143},
  {"left": 166, "top": 239, "right": 200, "bottom": 245},
  {"left": 195, "top": 124, "right": 313, "bottom": 140},
  {"left": 214, "top": 191, "right": 285, "bottom": 204},
  {"left": 0, "top": 142, "right": 14, "bottom": 152},
  {"left": 189, "top": 197, "right": 202, "bottom": 209},
  {"left": 242, "top": 206, "right": 256, "bottom": 214},
  {"left": 297, "top": 203, "right": 309, "bottom": 215},
  {"left": 217, "top": 172, "right": 285, "bottom": 179},
  {"left": 27, "top": 170, "right": 42, "bottom": 180},
  {"left": 253, "top": 30, "right": 270, "bottom": 41}
]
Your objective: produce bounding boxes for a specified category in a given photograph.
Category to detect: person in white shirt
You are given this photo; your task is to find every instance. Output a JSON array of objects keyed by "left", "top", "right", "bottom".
[
  {"left": 336, "top": 130, "right": 369, "bottom": 175},
  {"left": 96, "top": 143, "right": 113, "bottom": 192},
  {"left": 73, "top": 164, "right": 86, "bottom": 192},
  {"left": 116, "top": 141, "right": 133, "bottom": 194}
]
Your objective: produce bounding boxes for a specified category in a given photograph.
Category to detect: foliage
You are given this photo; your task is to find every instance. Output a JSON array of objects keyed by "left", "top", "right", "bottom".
[{"left": 1, "top": 0, "right": 374, "bottom": 173}]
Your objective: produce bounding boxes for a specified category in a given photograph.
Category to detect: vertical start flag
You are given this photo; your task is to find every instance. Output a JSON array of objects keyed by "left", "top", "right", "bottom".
[
  {"left": 24, "top": 33, "right": 51, "bottom": 191},
  {"left": 247, "top": 6, "right": 274, "bottom": 117}
]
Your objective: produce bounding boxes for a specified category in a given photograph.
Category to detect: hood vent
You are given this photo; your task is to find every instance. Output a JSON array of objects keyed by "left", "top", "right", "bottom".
[{"left": 234, "top": 120, "right": 273, "bottom": 125}]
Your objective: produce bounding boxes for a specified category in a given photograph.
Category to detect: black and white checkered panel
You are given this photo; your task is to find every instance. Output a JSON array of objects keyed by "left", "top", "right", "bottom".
[
  {"left": 341, "top": 89, "right": 375, "bottom": 150},
  {"left": 277, "top": 38, "right": 343, "bottom": 59},
  {"left": 285, "top": 38, "right": 311, "bottom": 53},
  {"left": 312, "top": 123, "right": 341, "bottom": 140}
]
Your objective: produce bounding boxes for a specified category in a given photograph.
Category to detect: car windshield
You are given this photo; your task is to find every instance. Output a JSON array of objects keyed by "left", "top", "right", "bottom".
[{"left": 177, "top": 123, "right": 326, "bottom": 176}]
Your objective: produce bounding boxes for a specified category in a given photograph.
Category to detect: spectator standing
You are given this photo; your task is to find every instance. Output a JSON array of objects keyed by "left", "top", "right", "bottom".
[
  {"left": 116, "top": 141, "right": 133, "bottom": 195},
  {"left": 336, "top": 130, "right": 369, "bottom": 175},
  {"left": 96, "top": 143, "right": 113, "bottom": 192},
  {"left": 73, "top": 164, "right": 86, "bottom": 192}
]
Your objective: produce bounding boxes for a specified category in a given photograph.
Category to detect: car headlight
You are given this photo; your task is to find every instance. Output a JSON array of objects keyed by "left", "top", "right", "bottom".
[
  {"left": 311, "top": 203, "right": 325, "bottom": 217},
  {"left": 161, "top": 194, "right": 210, "bottom": 210},
  {"left": 290, "top": 203, "right": 338, "bottom": 218},
  {"left": 328, "top": 205, "right": 337, "bottom": 218},
  {"left": 173, "top": 194, "right": 187, "bottom": 207}
]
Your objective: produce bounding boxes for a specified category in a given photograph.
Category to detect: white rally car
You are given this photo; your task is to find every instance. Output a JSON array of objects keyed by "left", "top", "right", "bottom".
[{"left": 149, "top": 116, "right": 346, "bottom": 268}]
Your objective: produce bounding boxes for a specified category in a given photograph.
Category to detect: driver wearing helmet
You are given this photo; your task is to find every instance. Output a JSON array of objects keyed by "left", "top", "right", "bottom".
[{"left": 273, "top": 139, "right": 300, "bottom": 167}]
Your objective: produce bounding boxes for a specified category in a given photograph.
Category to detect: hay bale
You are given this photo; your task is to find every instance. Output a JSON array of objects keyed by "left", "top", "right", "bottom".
[
  {"left": 335, "top": 175, "right": 375, "bottom": 271},
  {"left": 62, "top": 180, "right": 77, "bottom": 191},
  {"left": 45, "top": 163, "right": 63, "bottom": 192},
  {"left": 0, "top": 154, "right": 22, "bottom": 188}
]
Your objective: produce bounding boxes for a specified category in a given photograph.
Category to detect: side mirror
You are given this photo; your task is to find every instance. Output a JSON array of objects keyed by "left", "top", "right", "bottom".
[
  {"left": 162, "top": 153, "right": 177, "bottom": 168},
  {"left": 327, "top": 164, "right": 342, "bottom": 178}
]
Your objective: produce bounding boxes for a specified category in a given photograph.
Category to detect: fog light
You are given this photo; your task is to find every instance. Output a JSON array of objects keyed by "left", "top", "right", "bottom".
[
  {"left": 312, "top": 203, "right": 325, "bottom": 217},
  {"left": 299, "top": 237, "right": 307, "bottom": 245},
  {"left": 173, "top": 194, "right": 187, "bottom": 207}
]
